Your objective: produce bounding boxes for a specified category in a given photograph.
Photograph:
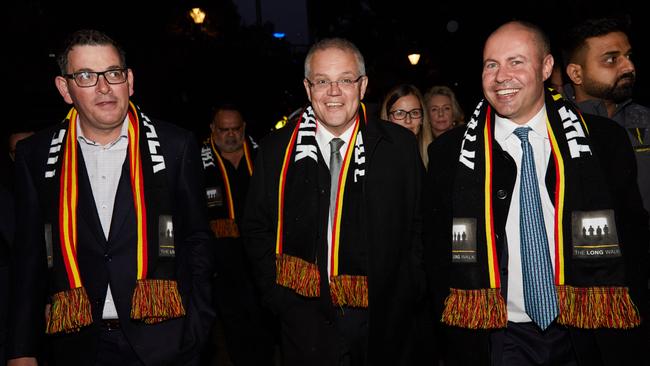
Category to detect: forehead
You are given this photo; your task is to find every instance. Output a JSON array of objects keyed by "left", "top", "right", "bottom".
[
  {"left": 429, "top": 94, "right": 452, "bottom": 105},
  {"left": 66, "top": 44, "right": 122, "bottom": 71},
  {"left": 584, "top": 31, "right": 630, "bottom": 55},
  {"left": 393, "top": 94, "right": 421, "bottom": 108},
  {"left": 308, "top": 47, "right": 358, "bottom": 76},
  {"left": 484, "top": 26, "right": 538, "bottom": 61},
  {"left": 213, "top": 110, "right": 244, "bottom": 126}
]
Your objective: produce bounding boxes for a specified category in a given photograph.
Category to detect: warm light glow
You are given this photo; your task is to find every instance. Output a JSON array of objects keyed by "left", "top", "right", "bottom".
[
  {"left": 408, "top": 53, "right": 421, "bottom": 66},
  {"left": 275, "top": 116, "right": 288, "bottom": 130},
  {"left": 189, "top": 8, "right": 206, "bottom": 24}
]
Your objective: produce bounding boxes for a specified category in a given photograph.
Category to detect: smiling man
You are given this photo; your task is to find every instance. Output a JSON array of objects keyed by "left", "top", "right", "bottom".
[
  {"left": 425, "top": 21, "right": 648, "bottom": 366},
  {"left": 7, "top": 29, "right": 214, "bottom": 366},
  {"left": 243, "top": 38, "right": 426, "bottom": 365}
]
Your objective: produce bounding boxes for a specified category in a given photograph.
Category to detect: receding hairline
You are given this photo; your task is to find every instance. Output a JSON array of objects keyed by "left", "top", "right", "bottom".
[
  {"left": 304, "top": 38, "right": 366, "bottom": 78},
  {"left": 486, "top": 21, "right": 551, "bottom": 58}
]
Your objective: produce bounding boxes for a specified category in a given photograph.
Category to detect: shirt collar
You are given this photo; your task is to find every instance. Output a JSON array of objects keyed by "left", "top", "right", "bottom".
[
  {"left": 315, "top": 119, "right": 356, "bottom": 151},
  {"left": 494, "top": 105, "right": 548, "bottom": 143},
  {"left": 77, "top": 114, "right": 130, "bottom": 147}
]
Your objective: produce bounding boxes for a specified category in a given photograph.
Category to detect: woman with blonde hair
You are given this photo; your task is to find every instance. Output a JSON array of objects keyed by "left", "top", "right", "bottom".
[
  {"left": 380, "top": 84, "right": 433, "bottom": 167},
  {"left": 424, "top": 85, "right": 465, "bottom": 139}
]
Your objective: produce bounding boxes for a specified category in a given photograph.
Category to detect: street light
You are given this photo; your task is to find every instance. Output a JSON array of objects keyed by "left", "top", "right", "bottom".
[
  {"left": 408, "top": 53, "right": 421, "bottom": 66},
  {"left": 189, "top": 8, "right": 206, "bottom": 24}
]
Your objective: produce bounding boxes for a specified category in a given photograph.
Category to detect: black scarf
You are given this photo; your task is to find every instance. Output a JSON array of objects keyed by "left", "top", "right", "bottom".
[
  {"left": 444, "top": 89, "right": 639, "bottom": 329},
  {"left": 43, "top": 102, "right": 183, "bottom": 334},
  {"left": 275, "top": 105, "right": 369, "bottom": 307}
]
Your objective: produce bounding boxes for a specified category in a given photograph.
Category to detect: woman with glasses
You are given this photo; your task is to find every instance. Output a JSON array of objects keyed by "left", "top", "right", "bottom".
[
  {"left": 424, "top": 85, "right": 465, "bottom": 139},
  {"left": 380, "top": 84, "right": 434, "bottom": 167}
]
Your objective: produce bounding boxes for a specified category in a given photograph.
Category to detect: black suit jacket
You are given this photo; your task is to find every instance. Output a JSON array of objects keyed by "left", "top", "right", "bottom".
[
  {"left": 0, "top": 184, "right": 14, "bottom": 366},
  {"left": 243, "top": 117, "right": 426, "bottom": 365},
  {"left": 8, "top": 120, "right": 215, "bottom": 366},
  {"left": 425, "top": 113, "right": 649, "bottom": 366}
]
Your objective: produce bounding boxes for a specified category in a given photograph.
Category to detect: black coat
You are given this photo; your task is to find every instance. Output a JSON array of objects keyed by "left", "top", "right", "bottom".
[
  {"left": 243, "top": 118, "right": 426, "bottom": 365},
  {"left": 425, "top": 113, "right": 649, "bottom": 366},
  {"left": 7, "top": 120, "right": 215, "bottom": 366}
]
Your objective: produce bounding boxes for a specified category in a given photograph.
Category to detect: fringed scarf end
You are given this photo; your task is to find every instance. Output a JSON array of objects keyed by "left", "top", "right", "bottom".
[
  {"left": 275, "top": 253, "right": 320, "bottom": 297},
  {"left": 330, "top": 275, "right": 368, "bottom": 308},
  {"left": 130, "top": 279, "right": 186, "bottom": 324},
  {"left": 441, "top": 288, "right": 507, "bottom": 329},
  {"left": 210, "top": 218, "right": 240, "bottom": 238},
  {"left": 557, "top": 285, "right": 640, "bottom": 329},
  {"left": 46, "top": 287, "right": 93, "bottom": 334}
]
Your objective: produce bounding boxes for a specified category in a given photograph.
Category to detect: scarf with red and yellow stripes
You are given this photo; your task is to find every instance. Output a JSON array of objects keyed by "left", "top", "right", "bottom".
[
  {"left": 45, "top": 102, "right": 184, "bottom": 334},
  {"left": 445, "top": 89, "right": 639, "bottom": 330},
  {"left": 274, "top": 104, "right": 369, "bottom": 307},
  {"left": 201, "top": 137, "right": 254, "bottom": 238}
]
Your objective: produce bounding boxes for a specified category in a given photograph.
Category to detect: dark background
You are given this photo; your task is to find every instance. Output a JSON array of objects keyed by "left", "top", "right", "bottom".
[{"left": 4, "top": 0, "right": 649, "bottom": 142}]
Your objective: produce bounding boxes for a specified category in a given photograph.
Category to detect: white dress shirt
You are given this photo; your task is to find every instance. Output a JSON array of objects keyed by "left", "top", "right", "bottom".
[
  {"left": 315, "top": 121, "right": 355, "bottom": 278},
  {"left": 493, "top": 106, "right": 556, "bottom": 323},
  {"left": 77, "top": 116, "right": 129, "bottom": 320}
]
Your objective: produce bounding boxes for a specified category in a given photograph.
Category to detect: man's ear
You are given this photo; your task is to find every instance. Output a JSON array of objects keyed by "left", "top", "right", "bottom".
[
  {"left": 566, "top": 63, "right": 583, "bottom": 85},
  {"left": 55, "top": 76, "right": 74, "bottom": 105},
  {"left": 303, "top": 79, "right": 313, "bottom": 102}
]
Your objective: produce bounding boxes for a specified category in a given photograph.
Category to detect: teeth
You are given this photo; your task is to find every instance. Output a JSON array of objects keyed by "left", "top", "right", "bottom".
[
  {"left": 326, "top": 103, "right": 343, "bottom": 107},
  {"left": 496, "top": 89, "right": 518, "bottom": 96}
]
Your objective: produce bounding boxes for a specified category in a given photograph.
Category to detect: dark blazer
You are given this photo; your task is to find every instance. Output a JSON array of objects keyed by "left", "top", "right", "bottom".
[
  {"left": 7, "top": 120, "right": 215, "bottom": 366},
  {"left": 0, "top": 184, "right": 14, "bottom": 366},
  {"left": 424, "top": 112, "right": 649, "bottom": 365},
  {"left": 243, "top": 117, "right": 426, "bottom": 365}
]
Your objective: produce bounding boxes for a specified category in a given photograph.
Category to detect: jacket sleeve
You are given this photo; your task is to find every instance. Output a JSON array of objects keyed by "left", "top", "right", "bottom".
[
  {"left": 174, "top": 131, "right": 216, "bottom": 360},
  {"left": 7, "top": 140, "right": 48, "bottom": 359},
  {"left": 242, "top": 141, "right": 289, "bottom": 316}
]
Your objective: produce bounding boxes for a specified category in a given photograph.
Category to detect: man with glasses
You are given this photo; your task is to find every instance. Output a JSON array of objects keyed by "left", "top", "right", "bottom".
[
  {"left": 7, "top": 29, "right": 214, "bottom": 366},
  {"left": 243, "top": 38, "right": 426, "bottom": 365}
]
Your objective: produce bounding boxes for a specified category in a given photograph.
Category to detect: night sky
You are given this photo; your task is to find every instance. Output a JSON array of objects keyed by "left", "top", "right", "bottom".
[{"left": 5, "top": 0, "right": 649, "bottom": 142}]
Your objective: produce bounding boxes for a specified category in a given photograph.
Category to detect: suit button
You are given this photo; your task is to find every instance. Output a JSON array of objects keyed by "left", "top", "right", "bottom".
[
  {"left": 104, "top": 253, "right": 112, "bottom": 262},
  {"left": 496, "top": 189, "right": 508, "bottom": 200}
]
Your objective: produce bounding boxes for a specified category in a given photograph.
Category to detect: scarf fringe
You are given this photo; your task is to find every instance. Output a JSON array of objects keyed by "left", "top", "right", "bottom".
[
  {"left": 210, "top": 218, "right": 240, "bottom": 238},
  {"left": 557, "top": 285, "right": 640, "bottom": 329},
  {"left": 330, "top": 275, "right": 368, "bottom": 308},
  {"left": 275, "top": 253, "right": 320, "bottom": 297},
  {"left": 130, "top": 279, "right": 186, "bottom": 324},
  {"left": 441, "top": 288, "right": 507, "bottom": 329},
  {"left": 46, "top": 287, "right": 93, "bottom": 334}
]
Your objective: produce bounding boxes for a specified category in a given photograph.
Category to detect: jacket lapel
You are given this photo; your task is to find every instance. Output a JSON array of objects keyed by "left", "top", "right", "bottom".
[
  {"left": 76, "top": 144, "right": 108, "bottom": 247},
  {"left": 107, "top": 158, "right": 133, "bottom": 244}
]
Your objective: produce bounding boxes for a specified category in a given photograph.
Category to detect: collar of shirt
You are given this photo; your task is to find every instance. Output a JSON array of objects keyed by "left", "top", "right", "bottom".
[
  {"left": 77, "top": 114, "right": 130, "bottom": 148},
  {"left": 494, "top": 105, "right": 548, "bottom": 146},
  {"left": 315, "top": 120, "right": 356, "bottom": 169}
]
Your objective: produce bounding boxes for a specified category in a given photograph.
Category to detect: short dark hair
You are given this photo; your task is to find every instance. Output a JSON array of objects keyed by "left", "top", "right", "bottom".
[
  {"left": 57, "top": 29, "right": 126, "bottom": 74},
  {"left": 563, "top": 17, "right": 630, "bottom": 65},
  {"left": 211, "top": 103, "right": 245, "bottom": 123}
]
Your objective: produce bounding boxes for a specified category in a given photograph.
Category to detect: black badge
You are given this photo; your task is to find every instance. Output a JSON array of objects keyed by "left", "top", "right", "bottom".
[
  {"left": 205, "top": 186, "right": 223, "bottom": 208},
  {"left": 452, "top": 218, "right": 477, "bottom": 263},
  {"left": 571, "top": 209, "right": 621, "bottom": 259},
  {"left": 158, "top": 215, "right": 176, "bottom": 257}
]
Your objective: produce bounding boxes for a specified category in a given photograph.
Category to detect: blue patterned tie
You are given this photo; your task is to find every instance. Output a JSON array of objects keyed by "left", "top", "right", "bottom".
[{"left": 513, "top": 127, "right": 558, "bottom": 330}]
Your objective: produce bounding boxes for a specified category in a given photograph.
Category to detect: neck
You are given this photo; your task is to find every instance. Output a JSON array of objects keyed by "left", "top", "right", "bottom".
[
  {"left": 574, "top": 87, "right": 617, "bottom": 118},
  {"left": 79, "top": 123, "right": 123, "bottom": 145},
  {"left": 222, "top": 149, "right": 244, "bottom": 168}
]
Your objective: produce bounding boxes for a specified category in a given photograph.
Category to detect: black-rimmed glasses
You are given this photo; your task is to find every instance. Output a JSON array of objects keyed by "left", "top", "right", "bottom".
[
  {"left": 63, "top": 68, "right": 128, "bottom": 88},
  {"left": 305, "top": 75, "right": 365, "bottom": 90},
  {"left": 389, "top": 108, "right": 423, "bottom": 120}
]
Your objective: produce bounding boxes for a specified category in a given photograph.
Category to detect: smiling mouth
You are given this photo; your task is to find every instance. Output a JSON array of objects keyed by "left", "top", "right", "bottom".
[
  {"left": 496, "top": 88, "right": 519, "bottom": 96},
  {"left": 325, "top": 102, "right": 343, "bottom": 107}
]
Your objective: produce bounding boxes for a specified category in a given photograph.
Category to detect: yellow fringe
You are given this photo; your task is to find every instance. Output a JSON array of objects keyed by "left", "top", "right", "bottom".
[
  {"left": 210, "top": 219, "right": 240, "bottom": 238},
  {"left": 275, "top": 253, "right": 320, "bottom": 297},
  {"left": 441, "top": 288, "right": 507, "bottom": 329},
  {"left": 46, "top": 287, "right": 93, "bottom": 334},
  {"left": 130, "top": 279, "right": 186, "bottom": 324},
  {"left": 330, "top": 275, "right": 368, "bottom": 307},
  {"left": 557, "top": 285, "right": 640, "bottom": 329}
]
